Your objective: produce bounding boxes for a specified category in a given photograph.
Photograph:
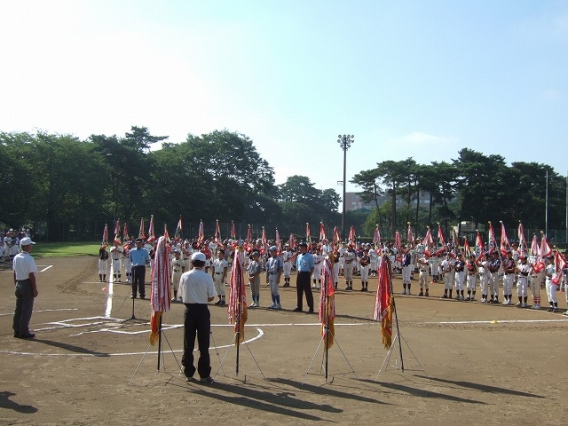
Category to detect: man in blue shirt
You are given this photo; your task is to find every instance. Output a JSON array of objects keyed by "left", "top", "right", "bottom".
[
  {"left": 294, "top": 242, "right": 315, "bottom": 313},
  {"left": 129, "top": 238, "right": 150, "bottom": 299}
]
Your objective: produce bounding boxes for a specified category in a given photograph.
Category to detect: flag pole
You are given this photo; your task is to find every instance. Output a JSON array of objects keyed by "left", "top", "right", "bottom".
[
  {"left": 324, "top": 268, "right": 330, "bottom": 380},
  {"left": 235, "top": 274, "right": 242, "bottom": 376},
  {"left": 157, "top": 314, "right": 163, "bottom": 371}
]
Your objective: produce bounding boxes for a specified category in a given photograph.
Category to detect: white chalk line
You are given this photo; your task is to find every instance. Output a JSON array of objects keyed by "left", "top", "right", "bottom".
[
  {"left": 0, "top": 308, "right": 78, "bottom": 317},
  {"left": 39, "top": 265, "right": 53, "bottom": 272},
  {"left": 427, "top": 319, "right": 568, "bottom": 325},
  {"left": 0, "top": 327, "right": 265, "bottom": 357}
]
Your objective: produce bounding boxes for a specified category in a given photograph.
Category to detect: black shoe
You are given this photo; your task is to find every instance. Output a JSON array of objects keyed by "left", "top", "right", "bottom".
[
  {"left": 18, "top": 333, "right": 35, "bottom": 339},
  {"left": 130, "top": 295, "right": 137, "bottom": 299},
  {"left": 199, "top": 376, "right": 214, "bottom": 384},
  {"left": 425, "top": 292, "right": 429, "bottom": 297},
  {"left": 140, "top": 295, "right": 146, "bottom": 300},
  {"left": 418, "top": 292, "right": 423, "bottom": 297},
  {"left": 13, "top": 332, "right": 19, "bottom": 338},
  {"left": 308, "top": 308, "right": 314, "bottom": 314},
  {"left": 283, "top": 283, "right": 290, "bottom": 288},
  {"left": 293, "top": 307, "right": 302, "bottom": 312}
]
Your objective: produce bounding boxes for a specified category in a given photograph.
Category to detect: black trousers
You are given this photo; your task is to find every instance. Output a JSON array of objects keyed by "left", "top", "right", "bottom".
[
  {"left": 182, "top": 304, "right": 211, "bottom": 379},
  {"left": 131, "top": 266, "right": 146, "bottom": 298},
  {"left": 13, "top": 279, "right": 34, "bottom": 335},
  {"left": 296, "top": 271, "right": 314, "bottom": 310}
]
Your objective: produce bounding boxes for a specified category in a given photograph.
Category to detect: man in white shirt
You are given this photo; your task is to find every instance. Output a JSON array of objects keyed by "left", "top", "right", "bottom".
[
  {"left": 179, "top": 252, "right": 217, "bottom": 384},
  {"left": 12, "top": 237, "right": 38, "bottom": 339}
]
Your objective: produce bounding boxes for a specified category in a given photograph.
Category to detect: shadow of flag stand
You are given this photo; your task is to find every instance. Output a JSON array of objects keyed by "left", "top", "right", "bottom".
[
  {"left": 374, "top": 255, "right": 427, "bottom": 380},
  {"left": 303, "top": 256, "right": 358, "bottom": 384},
  {"left": 215, "top": 247, "right": 264, "bottom": 383}
]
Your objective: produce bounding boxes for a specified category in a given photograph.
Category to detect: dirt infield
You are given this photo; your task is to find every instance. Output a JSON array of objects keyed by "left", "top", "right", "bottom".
[{"left": 1, "top": 256, "right": 567, "bottom": 425}]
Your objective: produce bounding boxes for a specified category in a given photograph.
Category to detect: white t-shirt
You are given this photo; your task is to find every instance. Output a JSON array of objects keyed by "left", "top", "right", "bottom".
[
  {"left": 179, "top": 268, "right": 216, "bottom": 303},
  {"left": 12, "top": 251, "right": 37, "bottom": 280},
  {"left": 212, "top": 258, "right": 228, "bottom": 274}
]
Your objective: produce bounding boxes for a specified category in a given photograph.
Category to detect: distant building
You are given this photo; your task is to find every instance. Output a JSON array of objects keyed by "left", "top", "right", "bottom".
[{"left": 344, "top": 192, "right": 432, "bottom": 212}]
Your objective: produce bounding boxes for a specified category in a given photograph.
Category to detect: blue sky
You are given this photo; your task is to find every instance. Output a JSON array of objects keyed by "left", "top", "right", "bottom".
[{"left": 1, "top": 0, "right": 567, "bottom": 194}]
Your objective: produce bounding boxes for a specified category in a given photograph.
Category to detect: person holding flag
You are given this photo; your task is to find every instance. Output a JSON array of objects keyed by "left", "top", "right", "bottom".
[
  {"left": 488, "top": 251, "right": 501, "bottom": 304},
  {"left": 476, "top": 252, "right": 491, "bottom": 303},
  {"left": 110, "top": 240, "right": 124, "bottom": 283},
  {"left": 501, "top": 250, "right": 516, "bottom": 305},
  {"left": 544, "top": 255, "right": 559, "bottom": 312},
  {"left": 516, "top": 255, "right": 531, "bottom": 308},
  {"left": 465, "top": 253, "right": 478, "bottom": 301},
  {"left": 211, "top": 248, "right": 228, "bottom": 306},
  {"left": 98, "top": 243, "right": 109, "bottom": 283},
  {"left": 178, "top": 251, "right": 216, "bottom": 383}
]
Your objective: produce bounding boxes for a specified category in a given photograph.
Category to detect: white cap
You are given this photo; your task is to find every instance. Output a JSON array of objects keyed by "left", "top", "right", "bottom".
[
  {"left": 191, "top": 252, "right": 206, "bottom": 262},
  {"left": 20, "top": 237, "right": 35, "bottom": 246}
]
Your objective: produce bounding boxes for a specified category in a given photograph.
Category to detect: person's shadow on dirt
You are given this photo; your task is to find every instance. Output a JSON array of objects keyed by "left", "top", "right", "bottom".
[{"left": 0, "top": 391, "right": 38, "bottom": 414}]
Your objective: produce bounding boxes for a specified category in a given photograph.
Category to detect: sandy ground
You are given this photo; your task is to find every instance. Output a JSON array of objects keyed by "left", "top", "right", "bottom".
[{"left": 1, "top": 256, "right": 567, "bottom": 426}]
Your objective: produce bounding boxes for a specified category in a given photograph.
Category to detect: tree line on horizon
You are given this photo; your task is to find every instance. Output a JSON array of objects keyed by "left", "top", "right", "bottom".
[{"left": 0, "top": 127, "right": 565, "bottom": 241}]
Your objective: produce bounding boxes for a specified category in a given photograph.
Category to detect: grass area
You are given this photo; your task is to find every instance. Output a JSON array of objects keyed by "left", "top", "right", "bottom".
[{"left": 30, "top": 241, "right": 101, "bottom": 259}]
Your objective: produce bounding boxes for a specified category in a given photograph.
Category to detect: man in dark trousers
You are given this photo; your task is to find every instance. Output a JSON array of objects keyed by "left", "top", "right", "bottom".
[
  {"left": 294, "top": 242, "right": 315, "bottom": 313},
  {"left": 12, "top": 237, "right": 38, "bottom": 339},
  {"left": 179, "top": 251, "right": 217, "bottom": 383},
  {"left": 129, "top": 238, "right": 150, "bottom": 299}
]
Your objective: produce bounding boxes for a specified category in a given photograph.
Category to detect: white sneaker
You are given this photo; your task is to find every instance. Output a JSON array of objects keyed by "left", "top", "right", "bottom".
[
  {"left": 532, "top": 304, "right": 541, "bottom": 310},
  {"left": 274, "top": 304, "right": 281, "bottom": 310},
  {"left": 249, "top": 302, "right": 256, "bottom": 308}
]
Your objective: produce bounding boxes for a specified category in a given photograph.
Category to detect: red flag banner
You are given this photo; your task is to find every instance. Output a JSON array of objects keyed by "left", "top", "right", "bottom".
[
  {"left": 174, "top": 216, "right": 183, "bottom": 241},
  {"left": 552, "top": 251, "right": 567, "bottom": 285},
  {"left": 394, "top": 230, "right": 401, "bottom": 252},
  {"left": 147, "top": 215, "right": 156, "bottom": 243},
  {"left": 499, "top": 221, "right": 511, "bottom": 256},
  {"left": 518, "top": 222, "right": 526, "bottom": 255},
  {"left": 437, "top": 223, "right": 446, "bottom": 246},
  {"left": 540, "top": 232, "right": 552, "bottom": 258},
  {"left": 318, "top": 258, "right": 336, "bottom": 349},
  {"left": 289, "top": 233, "right": 296, "bottom": 250},
  {"left": 531, "top": 234, "right": 539, "bottom": 256},
  {"left": 230, "top": 221, "right": 236, "bottom": 240},
  {"left": 319, "top": 222, "right": 326, "bottom": 242},
  {"left": 487, "top": 221, "right": 497, "bottom": 254},
  {"left": 407, "top": 223, "right": 415, "bottom": 247},
  {"left": 373, "top": 226, "right": 381, "bottom": 245},
  {"left": 306, "top": 223, "right": 312, "bottom": 244},
  {"left": 275, "top": 228, "right": 282, "bottom": 256},
  {"left": 149, "top": 236, "right": 171, "bottom": 345},
  {"left": 261, "top": 226, "right": 267, "bottom": 254},
  {"left": 198, "top": 220, "right": 205, "bottom": 246},
  {"left": 463, "top": 237, "right": 471, "bottom": 257},
  {"left": 348, "top": 226, "right": 356, "bottom": 246},
  {"left": 228, "top": 247, "right": 248, "bottom": 343},
  {"left": 138, "top": 218, "right": 145, "bottom": 240},
  {"left": 214, "top": 220, "right": 221, "bottom": 245},
  {"left": 373, "top": 255, "right": 393, "bottom": 349},
  {"left": 113, "top": 219, "right": 121, "bottom": 245},
  {"left": 422, "top": 227, "right": 434, "bottom": 247},
  {"left": 333, "top": 227, "right": 340, "bottom": 245},
  {"left": 102, "top": 224, "right": 109, "bottom": 247},
  {"left": 475, "top": 230, "right": 484, "bottom": 261},
  {"left": 123, "top": 223, "right": 130, "bottom": 242}
]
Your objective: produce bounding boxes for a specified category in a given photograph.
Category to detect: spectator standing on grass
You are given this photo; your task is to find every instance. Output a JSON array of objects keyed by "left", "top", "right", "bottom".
[{"left": 12, "top": 237, "right": 37, "bottom": 339}]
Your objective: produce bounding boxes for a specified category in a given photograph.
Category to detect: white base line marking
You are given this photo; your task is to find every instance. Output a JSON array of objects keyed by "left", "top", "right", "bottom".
[
  {"left": 427, "top": 319, "right": 568, "bottom": 325},
  {"left": 39, "top": 265, "right": 53, "bottom": 272},
  {"left": 0, "top": 308, "right": 78, "bottom": 317},
  {"left": 0, "top": 328, "right": 264, "bottom": 357}
]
